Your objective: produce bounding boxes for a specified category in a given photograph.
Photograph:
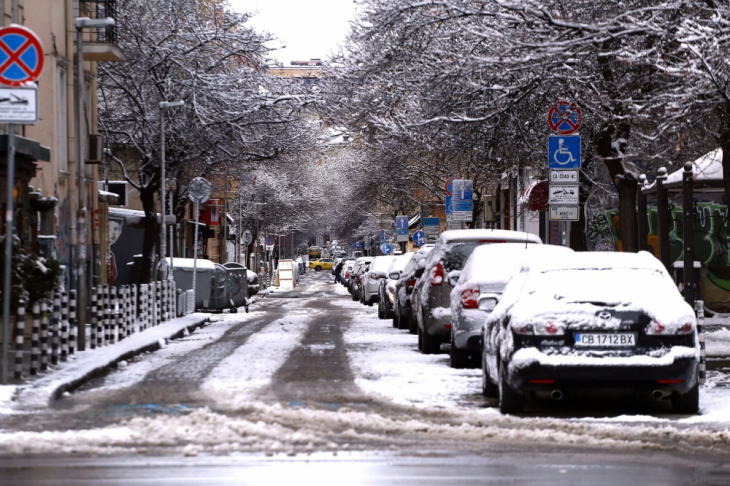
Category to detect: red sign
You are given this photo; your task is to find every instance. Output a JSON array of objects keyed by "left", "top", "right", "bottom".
[
  {"left": 547, "top": 101, "right": 582, "bottom": 135},
  {"left": 0, "top": 26, "right": 44, "bottom": 86},
  {"left": 445, "top": 177, "right": 454, "bottom": 195}
]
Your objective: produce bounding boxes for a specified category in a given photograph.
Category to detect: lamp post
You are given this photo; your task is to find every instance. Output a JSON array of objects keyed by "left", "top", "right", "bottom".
[
  {"left": 158, "top": 101, "right": 184, "bottom": 280},
  {"left": 74, "top": 17, "right": 114, "bottom": 351}
]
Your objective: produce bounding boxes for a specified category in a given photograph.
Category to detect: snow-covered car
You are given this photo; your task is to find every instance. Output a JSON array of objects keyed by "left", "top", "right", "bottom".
[
  {"left": 246, "top": 269, "right": 259, "bottom": 297},
  {"left": 361, "top": 255, "right": 397, "bottom": 306},
  {"left": 482, "top": 251, "right": 700, "bottom": 415},
  {"left": 393, "top": 245, "right": 434, "bottom": 332},
  {"left": 341, "top": 260, "right": 356, "bottom": 286},
  {"left": 413, "top": 229, "right": 542, "bottom": 354},
  {"left": 349, "top": 257, "right": 373, "bottom": 299},
  {"left": 448, "top": 244, "right": 573, "bottom": 369},
  {"left": 378, "top": 252, "right": 416, "bottom": 321}
]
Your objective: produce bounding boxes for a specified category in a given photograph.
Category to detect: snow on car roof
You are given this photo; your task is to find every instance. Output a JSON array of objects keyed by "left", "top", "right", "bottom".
[
  {"left": 371, "top": 255, "right": 397, "bottom": 272},
  {"left": 438, "top": 229, "right": 542, "bottom": 245},
  {"left": 389, "top": 251, "right": 416, "bottom": 273},
  {"left": 535, "top": 250, "right": 665, "bottom": 273},
  {"left": 460, "top": 244, "right": 573, "bottom": 288}
]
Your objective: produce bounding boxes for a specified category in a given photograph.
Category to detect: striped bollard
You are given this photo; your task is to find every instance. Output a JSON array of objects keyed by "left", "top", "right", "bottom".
[
  {"left": 131, "top": 285, "right": 138, "bottom": 333},
  {"left": 142, "top": 284, "right": 149, "bottom": 330},
  {"left": 110, "top": 286, "right": 117, "bottom": 344},
  {"left": 697, "top": 300, "right": 706, "bottom": 386},
  {"left": 124, "top": 285, "right": 131, "bottom": 338},
  {"left": 90, "top": 287, "right": 97, "bottom": 349},
  {"left": 103, "top": 285, "right": 110, "bottom": 345},
  {"left": 157, "top": 281, "right": 162, "bottom": 324},
  {"left": 96, "top": 286, "right": 104, "bottom": 348},
  {"left": 30, "top": 303, "right": 40, "bottom": 375},
  {"left": 51, "top": 292, "right": 60, "bottom": 365},
  {"left": 40, "top": 301, "right": 49, "bottom": 371},
  {"left": 60, "top": 292, "right": 68, "bottom": 362},
  {"left": 69, "top": 290, "right": 77, "bottom": 355},
  {"left": 118, "top": 286, "right": 126, "bottom": 342},
  {"left": 14, "top": 300, "right": 26, "bottom": 380}
]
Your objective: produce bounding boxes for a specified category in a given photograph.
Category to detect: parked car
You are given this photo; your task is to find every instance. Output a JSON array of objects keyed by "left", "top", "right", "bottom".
[
  {"left": 392, "top": 245, "right": 434, "bottom": 332},
  {"left": 308, "top": 246, "right": 322, "bottom": 259},
  {"left": 348, "top": 257, "right": 373, "bottom": 295},
  {"left": 481, "top": 251, "right": 699, "bottom": 415},
  {"left": 361, "top": 255, "right": 397, "bottom": 306},
  {"left": 378, "top": 252, "right": 416, "bottom": 321},
  {"left": 350, "top": 257, "right": 373, "bottom": 301},
  {"left": 413, "top": 229, "right": 542, "bottom": 354},
  {"left": 309, "top": 258, "right": 334, "bottom": 271},
  {"left": 448, "top": 244, "right": 573, "bottom": 368},
  {"left": 341, "top": 259, "right": 356, "bottom": 286}
]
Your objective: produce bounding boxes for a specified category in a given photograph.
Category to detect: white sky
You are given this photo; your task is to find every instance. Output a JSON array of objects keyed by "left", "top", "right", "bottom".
[{"left": 229, "top": 0, "right": 359, "bottom": 65}]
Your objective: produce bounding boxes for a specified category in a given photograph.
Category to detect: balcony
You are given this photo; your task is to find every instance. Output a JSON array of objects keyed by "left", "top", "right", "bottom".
[{"left": 74, "top": 0, "right": 124, "bottom": 62}]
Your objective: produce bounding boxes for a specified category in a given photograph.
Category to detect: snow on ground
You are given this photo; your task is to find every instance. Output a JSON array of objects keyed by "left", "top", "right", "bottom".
[
  {"left": 706, "top": 328, "right": 730, "bottom": 357},
  {"left": 202, "top": 310, "right": 317, "bottom": 406},
  {"left": 338, "top": 299, "right": 480, "bottom": 409}
]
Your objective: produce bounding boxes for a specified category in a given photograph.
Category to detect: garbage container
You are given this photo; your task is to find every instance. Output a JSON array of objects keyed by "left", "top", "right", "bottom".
[
  {"left": 222, "top": 262, "right": 249, "bottom": 311},
  {"left": 166, "top": 257, "right": 215, "bottom": 309}
]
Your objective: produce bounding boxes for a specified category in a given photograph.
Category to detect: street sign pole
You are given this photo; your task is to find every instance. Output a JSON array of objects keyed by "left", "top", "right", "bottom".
[{"left": 1, "top": 124, "right": 15, "bottom": 384}]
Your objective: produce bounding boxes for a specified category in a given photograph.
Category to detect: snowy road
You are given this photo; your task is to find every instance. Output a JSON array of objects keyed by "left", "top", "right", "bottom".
[{"left": 1, "top": 270, "right": 730, "bottom": 463}]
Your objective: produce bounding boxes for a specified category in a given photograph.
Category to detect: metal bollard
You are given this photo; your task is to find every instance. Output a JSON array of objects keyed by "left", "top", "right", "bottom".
[
  {"left": 110, "top": 286, "right": 117, "bottom": 344},
  {"left": 69, "top": 290, "right": 77, "bottom": 355},
  {"left": 30, "top": 303, "right": 39, "bottom": 375},
  {"left": 51, "top": 292, "right": 60, "bottom": 364},
  {"left": 90, "top": 287, "right": 97, "bottom": 350},
  {"left": 96, "top": 286, "right": 104, "bottom": 348},
  {"left": 696, "top": 300, "right": 706, "bottom": 386},
  {"left": 14, "top": 300, "right": 26, "bottom": 380},
  {"left": 40, "top": 301, "right": 49, "bottom": 371},
  {"left": 60, "top": 292, "right": 68, "bottom": 362}
]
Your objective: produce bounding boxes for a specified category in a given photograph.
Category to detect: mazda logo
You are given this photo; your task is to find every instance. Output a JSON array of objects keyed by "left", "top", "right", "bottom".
[{"left": 598, "top": 311, "right": 611, "bottom": 320}]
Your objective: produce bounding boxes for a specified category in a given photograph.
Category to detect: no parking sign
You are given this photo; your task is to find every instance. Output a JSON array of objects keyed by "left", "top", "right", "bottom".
[{"left": 0, "top": 26, "right": 44, "bottom": 86}]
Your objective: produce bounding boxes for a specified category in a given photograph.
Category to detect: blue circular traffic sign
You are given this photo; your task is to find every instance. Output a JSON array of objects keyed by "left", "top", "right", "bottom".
[
  {"left": 412, "top": 231, "right": 425, "bottom": 246},
  {"left": 265, "top": 236, "right": 275, "bottom": 246},
  {"left": 380, "top": 243, "right": 392, "bottom": 255},
  {"left": 0, "top": 26, "right": 44, "bottom": 87}
]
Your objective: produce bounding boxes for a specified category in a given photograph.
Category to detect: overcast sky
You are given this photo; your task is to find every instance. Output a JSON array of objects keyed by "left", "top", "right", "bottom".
[{"left": 229, "top": 0, "right": 358, "bottom": 65}]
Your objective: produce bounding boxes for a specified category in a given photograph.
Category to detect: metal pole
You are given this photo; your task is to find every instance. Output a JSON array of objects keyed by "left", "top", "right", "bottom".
[
  {"left": 159, "top": 105, "right": 166, "bottom": 278},
  {"left": 683, "top": 162, "right": 695, "bottom": 307},
  {"left": 169, "top": 190, "right": 174, "bottom": 275},
  {"left": 238, "top": 195, "right": 242, "bottom": 265},
  {"left": 656, "top": 168, "right": 671, "bottom": 272},
  {"left": 1, "top": 124, "right": 16, "bottom": 384},
  {"left": 192, "top": 201, "right": 200, "bottom": 305},
  {"left": 75, "top": 25, "right": 88, "bottom": 351},
  {"left": 637, "top": 174, "right": 648, "bottom": 252}
]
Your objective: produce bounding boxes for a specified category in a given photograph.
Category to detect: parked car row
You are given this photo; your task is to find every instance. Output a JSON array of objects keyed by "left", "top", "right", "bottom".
[{"left": 351, "top": 229, "right": 701, "bottom": 415}]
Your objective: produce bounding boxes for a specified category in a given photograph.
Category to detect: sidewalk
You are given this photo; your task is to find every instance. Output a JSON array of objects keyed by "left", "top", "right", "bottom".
[
  {"left": 704, "top": 317, "right": 730, "bottom": 370},
  {"left": 1, "top": 313, "right": 210, "bottom": 411}
]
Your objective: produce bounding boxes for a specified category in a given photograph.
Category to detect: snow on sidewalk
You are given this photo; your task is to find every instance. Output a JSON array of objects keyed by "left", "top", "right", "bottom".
[{"left": 0, "top": 313, "right": 211, "bottom": 411}]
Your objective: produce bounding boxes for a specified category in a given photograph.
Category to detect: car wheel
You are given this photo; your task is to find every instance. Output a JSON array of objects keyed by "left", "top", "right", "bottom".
[
  {"left": 420, "top": 328, "right": 440, "bottom": 355},
  {"left": 407, "top": 314, "right": 417, "bottom": 334},
  {"left": 450, "top": 337, "right": 469, "bottom": 369},
  {"left": 417, "top": 327, "right": 423, "bottom": 351},
  {"left": 392, "top": 315, "right": 399, "bottom": 328},
  {"left": 229, "top": 307, "right": 238, "bottom": 314},
  {"left": 482, "top": 353, "right": 498, "bottom": 398},
  {"left": 351, "top": 289, "right": 358, "bottom": 301},
  {"left": 315, "top": 266, "right": 322, "bottom": 271},
  {"left": 498, "top": 362, "right": 525, "bottom": 414},
  {"left": 671, "top": 383, "right": 699, "bottom": 414},
  {"left": 377, "top": 302, "right": 385, "bottom": 319}
]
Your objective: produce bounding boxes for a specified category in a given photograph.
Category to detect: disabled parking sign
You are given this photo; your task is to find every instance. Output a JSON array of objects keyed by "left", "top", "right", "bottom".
[{"left": 548, "top": 135, "right": 581, "bottom": 169}]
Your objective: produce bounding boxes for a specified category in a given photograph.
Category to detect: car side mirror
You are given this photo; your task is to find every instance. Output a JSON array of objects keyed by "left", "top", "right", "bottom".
[
  {"left": 417, "top": 259, "right": 426, "bottom": 270},
  {"left": 389, "top": 271, "right": 401, "bottom": 280},
  {"left": 478, "top": 294, "right": 500, "bottom": 312},
  {"left": 447, "top": 270, "right": 462, "bottom": 286}
]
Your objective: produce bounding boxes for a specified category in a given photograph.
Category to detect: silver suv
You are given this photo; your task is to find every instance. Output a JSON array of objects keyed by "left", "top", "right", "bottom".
[{"left": 412, "top": 229, "right": 542, "bottom": 354}]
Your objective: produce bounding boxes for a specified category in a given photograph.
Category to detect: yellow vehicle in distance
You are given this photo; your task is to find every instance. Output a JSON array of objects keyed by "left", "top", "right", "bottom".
[
  {"left": 308, "top": 246, "right": 322, "bottom": 259},
  {"left": 309, "top": 258, "right": 334, "bottom": 271}
]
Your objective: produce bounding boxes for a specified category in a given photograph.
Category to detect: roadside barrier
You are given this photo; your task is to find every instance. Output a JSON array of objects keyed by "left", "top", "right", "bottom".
[
  {"left": 9, "top": 279, "right": 198, "bottom": 382},
  {"left": 697, "top": 300, "right": 706, "bottom": 386}
]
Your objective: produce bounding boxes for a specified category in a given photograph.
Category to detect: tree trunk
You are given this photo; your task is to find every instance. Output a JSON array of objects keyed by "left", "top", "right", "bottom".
[
  {"left": 596, "top": 122, "right": 638, "bottom": 252},
  {"left": 139, "top": 186, "right": 160, "bottom": 283}
]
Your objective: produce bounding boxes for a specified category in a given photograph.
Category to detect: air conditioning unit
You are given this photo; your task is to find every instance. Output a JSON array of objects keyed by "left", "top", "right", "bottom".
[{"left": 87, "top": 134, "right": 104, "bottom": 164}]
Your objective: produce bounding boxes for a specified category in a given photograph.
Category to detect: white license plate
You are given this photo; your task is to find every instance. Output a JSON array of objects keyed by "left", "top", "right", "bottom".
[{"left": 574, "top": 333, "right": 636, "bottom": 347}]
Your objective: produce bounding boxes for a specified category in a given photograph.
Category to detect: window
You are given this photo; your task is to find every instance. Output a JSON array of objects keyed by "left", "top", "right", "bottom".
[
  {"left": 106, "top": 181, "right": 127, "bottom": 206},
  {"left": 57, "top": 67, "right": 68, "bottom": 172}
]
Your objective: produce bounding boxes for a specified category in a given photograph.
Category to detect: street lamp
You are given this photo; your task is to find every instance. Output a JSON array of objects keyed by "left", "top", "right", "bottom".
[
  {"left": 74, "top": 16, "right": 115, "bottom": 351},
  {"left": 159, "top": 101, "right": 185, "bottom": 280}
]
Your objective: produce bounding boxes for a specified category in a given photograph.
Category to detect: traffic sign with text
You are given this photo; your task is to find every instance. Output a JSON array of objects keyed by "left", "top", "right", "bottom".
[
  {"left": 548, "top": 184, "right": 579, "bottom": 205},
  {"left": 550, "top": 169, "right": 579, "bottom": 184},
  {"left": 0, "top": 86, "right": 37, "bottom": 123},
  {"left": 550, "top": 206, "right": 580, "bottom": 221}
]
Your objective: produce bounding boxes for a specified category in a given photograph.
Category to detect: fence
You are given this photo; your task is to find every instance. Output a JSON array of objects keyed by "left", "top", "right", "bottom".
[{"left": 12, "top": 279, "right": 194, "bottom": 380}]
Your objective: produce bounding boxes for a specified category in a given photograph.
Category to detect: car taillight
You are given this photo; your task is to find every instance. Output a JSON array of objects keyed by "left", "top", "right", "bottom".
[
  {"left": 406, "top": 278, "right": 416, "bottom": 291},
  {"left": 345, "top": 272, "right": 350, "bottom": 278},
  {"left": 533, "top": 320, "right": 565, "bottom": 336},
  {"left": 676, "top": 322, "right": 693, "bottom": 334},
  {"left": 430, "top": 263, "right": 444, "bottom": 286},
  {"left": 369, "top": 272, "right": 380, "bottom": 281},
  {"left": 513, "top": 323, "right": 533, "bottom": 335},
  {"left": 460, "top": 288, "right": 479, "bottom": 309},
  {"left": 647, "top": 320, "right": 665, "bottom": 335}
]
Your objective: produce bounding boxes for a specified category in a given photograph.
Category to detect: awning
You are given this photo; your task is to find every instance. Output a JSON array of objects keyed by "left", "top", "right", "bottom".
[{"left": 518, "top": 181, "right": 549, "bottom": 212}]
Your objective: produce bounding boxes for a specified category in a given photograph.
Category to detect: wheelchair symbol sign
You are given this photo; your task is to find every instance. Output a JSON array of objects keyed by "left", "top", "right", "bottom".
[{"left": 548, "top": 135, "right": 581, "bottom": 169}]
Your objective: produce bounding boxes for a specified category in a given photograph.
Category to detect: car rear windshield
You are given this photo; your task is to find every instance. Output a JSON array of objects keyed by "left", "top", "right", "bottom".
[{"left": 442, "top": 242, "right": 482, "bottom": 271}]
